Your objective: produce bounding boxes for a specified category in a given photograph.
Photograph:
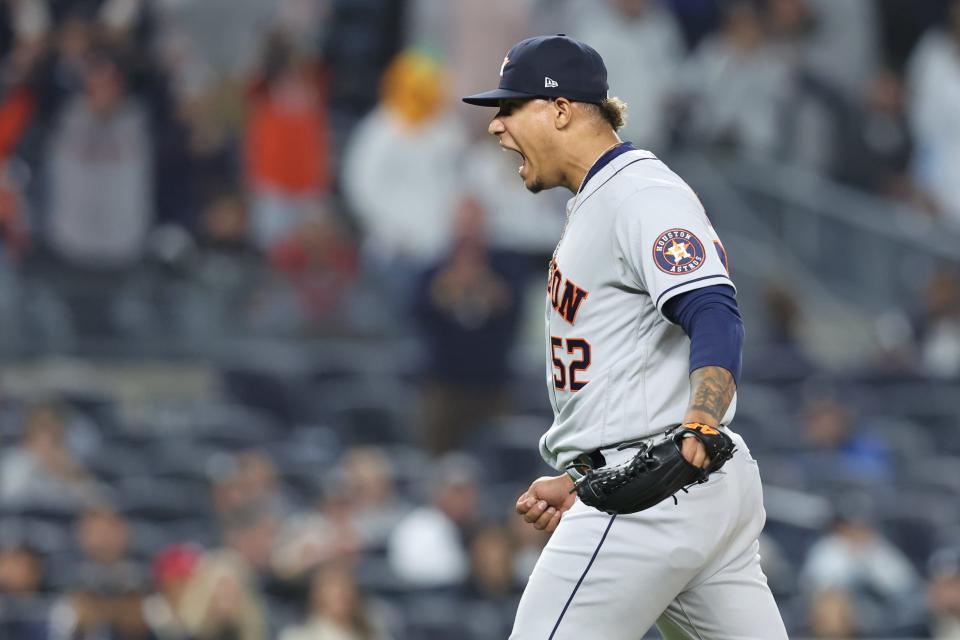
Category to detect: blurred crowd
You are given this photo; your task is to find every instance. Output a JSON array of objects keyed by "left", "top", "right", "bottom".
[
  {"left": 0, "top": 0, "right": 955, "bottom": 346},
  {"left": 2, "top": 375, "right": 960, "bottom": 639},
  {"left": 0, "top": 0, "right": 958, "bottom": 638},
  {"left": 0, "top": 395, "right": 548, "bottom": 639}
]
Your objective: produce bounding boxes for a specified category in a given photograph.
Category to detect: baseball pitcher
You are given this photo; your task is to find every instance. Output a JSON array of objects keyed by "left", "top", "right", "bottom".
[{"left": 463, "top": 35, "right": 788, "bottom": 639}]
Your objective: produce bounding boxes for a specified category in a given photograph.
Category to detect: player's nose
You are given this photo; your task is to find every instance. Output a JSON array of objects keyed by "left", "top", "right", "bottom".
[{"left": 488, "top": 117, "right": 505, "bottom": 136}]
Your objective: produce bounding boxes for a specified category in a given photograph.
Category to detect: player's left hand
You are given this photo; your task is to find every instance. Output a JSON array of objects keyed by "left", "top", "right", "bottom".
[{"left": 681, "top": 436, "right": 710, "bottom": 468}]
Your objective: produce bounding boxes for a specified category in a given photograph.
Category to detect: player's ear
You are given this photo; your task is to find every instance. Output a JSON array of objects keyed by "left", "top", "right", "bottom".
[{"left": 552, "top": 98, "right": 573, "bottom": 130}]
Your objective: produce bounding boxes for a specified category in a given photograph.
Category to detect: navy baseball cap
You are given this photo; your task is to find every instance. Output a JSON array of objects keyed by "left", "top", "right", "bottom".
[{"left": 462, "top": 34, "right": 608, "bottom": 107}]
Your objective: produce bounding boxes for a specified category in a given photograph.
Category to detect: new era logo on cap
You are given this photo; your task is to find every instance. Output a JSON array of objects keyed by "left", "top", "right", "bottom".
[{"left": 463, "top": 34, "right": 609, "bottom": 106}]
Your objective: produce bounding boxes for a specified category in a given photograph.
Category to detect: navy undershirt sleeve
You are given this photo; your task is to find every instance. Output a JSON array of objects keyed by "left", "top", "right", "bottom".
[{"left": 662, "top": 284, "right": 744, "bottom": 385}]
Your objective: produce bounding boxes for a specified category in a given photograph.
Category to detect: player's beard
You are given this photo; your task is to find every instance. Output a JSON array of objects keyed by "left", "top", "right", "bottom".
[{"left": 520, "top": 158, "right": 545, "bottom": 193}]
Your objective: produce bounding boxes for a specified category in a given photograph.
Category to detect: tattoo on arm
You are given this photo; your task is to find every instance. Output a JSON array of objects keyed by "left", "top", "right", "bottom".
[{"left": 685, "top": 366, "right": 736, "bottom": 426}]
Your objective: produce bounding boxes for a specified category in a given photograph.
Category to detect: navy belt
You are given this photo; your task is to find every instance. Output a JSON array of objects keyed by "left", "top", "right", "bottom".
[{"left": 573, "top": 449, "right": 606, "bottom": 470}]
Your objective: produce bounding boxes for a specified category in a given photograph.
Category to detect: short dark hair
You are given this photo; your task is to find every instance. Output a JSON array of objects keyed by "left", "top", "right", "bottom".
[{"left": 581, "top": 97, "right": 628, "bottom": 131}]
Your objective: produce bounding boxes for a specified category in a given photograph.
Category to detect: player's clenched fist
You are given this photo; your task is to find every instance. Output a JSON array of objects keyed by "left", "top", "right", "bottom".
[{"left": 515, "top": 474, "right": 577, "bottom": 533}]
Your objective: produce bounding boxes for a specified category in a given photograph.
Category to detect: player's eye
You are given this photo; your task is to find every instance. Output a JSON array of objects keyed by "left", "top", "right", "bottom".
[{"left": 497, "top": 99, "right": 527, "bottom": 117}]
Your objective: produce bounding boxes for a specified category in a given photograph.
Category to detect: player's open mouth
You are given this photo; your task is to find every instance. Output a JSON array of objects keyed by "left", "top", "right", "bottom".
[{"left": 503, "top": 146, "right": 527, "bottom": 175}]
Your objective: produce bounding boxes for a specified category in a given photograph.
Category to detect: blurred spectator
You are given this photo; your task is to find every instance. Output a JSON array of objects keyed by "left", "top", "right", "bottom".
[
  {"left": 800, "top": 508, "right": 924, "bottom": 637},
  {"left": 272, "top": 0, "right": 330, "bottom": 55},
  {"left": 460, "top": 525, "right": 521, "bottom": 638},
  {"left": 179, "top": 550, "right": 267, "bottom": 640},
  {"left": 211, "top": 450, "right": 292, "bottom": 521},
  {"left": 387, "top": 454, "right": 480, "bottom": 588},
  {"left": 146, "top": 85, "right": 235, "bottom": 234},
  {"left": 266, "top": 203, "right": 358, "bottom": 330},
  {"left": 573, "top": 0, "right": 685, "bottom": 150},
  {"left": 335, "top": 447, "right": 410, "bottom": 550},
  {"left": 272, "top": 479, "right": 363, "bottom": 583},
  {"left": 464, "top": 525, "right": 519, "bottom": 602},
  {"left": 153, "top": 0, "right": 276, "bottom": 85},
  {"left": 928, "top": 547, "right": 960, "bottom": 639},
  {"left": 10, "top": 1, "right": 148, "bottom": 39},
  {"left": 46, "top": 50, "right": 153, "bottom": 267},
  {"left": 0, "top": 2, "right": 15, "bottom": 58},
  {"left": 220, "top": 506, "right": 280, "bottom": 577},
  {"left": 746, "top": 285, "right": 816, "bottom": 381},
  {"left": 342, "top": 49, "right": 467, "bottom": 286},
  {"left": 49, "top": 583, "right": 152, "bottom": 640},
  {"left": 187, "top": 498, "right": 276, "bottom": 639},
  {"left": 763, "top": 285, "right": 802, "bottom": 350},
  {"left": 870, "top": 308, "right": 919, "bottom": 378},
  {"left": 0, "top": 542, "right": 44, "bottom": 595},
  {"left": 0, "top": 543, "right": 49, "bottom": 640},
  {"left": 807, "top": 588, "right": 857, "bottom": 639},
  {"left": 663, "top": 0, "right": 722, "bottom": 48},
  {"left": 0, "top": 163, "right": 30, "bottom": 264},
  {"left": 407, "top": 0, "right": 534, "bottom": 126},
  {"left": 196, "top": 191, "right": 255, "bottom": 258},
  {"left": 764, "top": 0, "right": 819, "bottom": 60},
  {"left": 412, "top": 198, "right": 523, "bottom": 454},
  {"left": 322, "top": 0, "right": 405, "bottom": 122},
  {"left": 0, "top": 402, "right": 100, "bottom": 507},
  {"left": 244, "top": 34, "right": 331, "bottom": 250},
  {"left": 834, "top": 68, "right": 916, "bottom": 200},
  {"left": 148, "top": 98, "right": 212, "bottom": 235},
  {"left": 761, "top": 0, "right": 868, "bottom": 172},
  {"left": 677, "top": 0, "right": 792, "bottom": 158},
  {"left": 187, "top": 190, "right": 262, "bottom": 336},
  {"left": 27, "top": 16, "right": 97, "bottom": 123},
  {"left": 72, "top": 505, "right": 145, "bottom": 592},
  {"left": 907, "top": 0, "right": 960, "bottom": 227},
  {"left": 767, "top": 0, "right": 879, "bottom": 100},
  {"left": 142, "top": 545, "right": 201, "bottom": 640},
  {"left": 915, "top": 266, "right": 960, "bottom": 378},
  {"left": 0, "top": 71, "right": 39, "bottom": 168},
  {"left": 278, "top": 562, "right": 391, "bottom": 640},
  {"left": 52, "top": 505, "right": 151, "bottom": 640},
  {"left": 798, "top": 397, "right": 893, "bottom": 484}
]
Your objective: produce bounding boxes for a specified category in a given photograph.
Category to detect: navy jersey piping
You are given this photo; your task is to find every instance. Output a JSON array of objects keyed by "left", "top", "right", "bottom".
[
  {"left": 548, "top": 514, "right": 617, "bottom": 639},
  {"left": 654, "top": 274, "right": 732, "bottom": 309}
]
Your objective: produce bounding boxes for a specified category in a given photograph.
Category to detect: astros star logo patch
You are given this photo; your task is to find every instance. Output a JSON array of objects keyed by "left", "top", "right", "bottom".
[{"left": 653, "top": 228, "right": 706, "bottom": 274}]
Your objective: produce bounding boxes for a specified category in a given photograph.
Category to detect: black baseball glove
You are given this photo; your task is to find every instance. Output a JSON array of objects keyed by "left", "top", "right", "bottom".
[{"left": 569, "top": 423, "right": 736, "bottom": 515}]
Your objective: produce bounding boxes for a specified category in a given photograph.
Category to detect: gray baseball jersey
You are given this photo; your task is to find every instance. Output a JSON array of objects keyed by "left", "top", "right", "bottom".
[{"left": 540, "top": 147, "right": 736, "bottom": 471}]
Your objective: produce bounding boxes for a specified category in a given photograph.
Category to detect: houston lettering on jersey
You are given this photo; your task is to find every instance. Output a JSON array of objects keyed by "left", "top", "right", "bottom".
[{"left": 548, "top": 259, "right": 589, "bottom": 325}]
